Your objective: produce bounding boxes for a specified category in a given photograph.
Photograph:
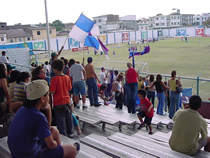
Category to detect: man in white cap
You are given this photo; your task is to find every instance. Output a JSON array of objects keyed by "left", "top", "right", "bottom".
[{"left": 8, "top": 80, "right": 78, "bottom": 158}]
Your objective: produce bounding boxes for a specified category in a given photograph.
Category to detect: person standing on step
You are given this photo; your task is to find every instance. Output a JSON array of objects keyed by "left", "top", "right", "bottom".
[
  {"left": 69, "top": 59, "right": 87, "bottom": 109},
  {"left": 137, "top": 89, "right": 154, "bottom": 135},
  {"left": 50, "top": 60, "right": 74, "bottom": 138},
  {"left": 168, "top": 70, "right": 182, "bottom": 119},
  {"left": 125, "top": 62, "right": 138, "bottom": 114},
  {"left": 84, "top": 57, "right": 101, "bottom": 107}
]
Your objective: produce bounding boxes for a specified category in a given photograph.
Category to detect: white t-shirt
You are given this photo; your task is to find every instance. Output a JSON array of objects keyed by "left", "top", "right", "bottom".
[
  {"left": 0, "top": 56, "right": 9, "bottom": 64},
  {"left": 100, "top": 71, "right": 107, "bottom": 84},
  {"left": 44, "top": 65, "right": 51, "bottom": 74}
]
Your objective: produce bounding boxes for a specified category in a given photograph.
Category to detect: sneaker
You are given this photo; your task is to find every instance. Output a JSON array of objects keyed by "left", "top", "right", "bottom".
[
  {"left": 94, "top": 103, "right": 101, "bottom": 107},
  {"left": 82, "top": 106, "right": 88, "bottom": 110},
  {"left": 73, "top": 142, "right": 80, "bottom": 152},
  {"left": 68, "top": 133, "right": 75, "bottom": 138},
  {"left": 149, "top": 131, "right": 153, "bottom": 135},
  {"left": 137, "top": 124, "right": 145, "bottom": 130}
]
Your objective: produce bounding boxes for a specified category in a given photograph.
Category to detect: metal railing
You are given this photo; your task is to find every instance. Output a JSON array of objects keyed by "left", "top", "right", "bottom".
[{"left": 95, "top": 67, "right": 210, "bottom": 100}]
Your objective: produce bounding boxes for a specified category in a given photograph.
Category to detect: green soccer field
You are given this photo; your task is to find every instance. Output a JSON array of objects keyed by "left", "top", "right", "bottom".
[{"left": 37, "top": 37, "right": 210, "bottom": 100}]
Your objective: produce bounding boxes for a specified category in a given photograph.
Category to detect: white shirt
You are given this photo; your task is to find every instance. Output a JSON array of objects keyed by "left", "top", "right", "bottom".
[
  {"left": 100, "top": 71, "right": 107, "bottom": 84},
  {"left": 0, "top": 56, "right": 9, "bottom": 64},
  {"left": 44, "top": 64, "right": 51, "bottom": 74}
]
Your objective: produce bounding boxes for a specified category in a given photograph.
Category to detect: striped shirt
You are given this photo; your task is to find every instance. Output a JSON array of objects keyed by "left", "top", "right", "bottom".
[{"left": 14, "top": 82, "right": 27, "bottom": 102}]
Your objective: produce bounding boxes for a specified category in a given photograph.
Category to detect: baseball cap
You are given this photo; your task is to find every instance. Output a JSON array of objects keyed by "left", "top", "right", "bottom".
[
  {"left": 51, "top": 52, "right": 57, "bottom": 57},
  {"left": 26, "top": 80, "right": 49, "bottom": 100}
]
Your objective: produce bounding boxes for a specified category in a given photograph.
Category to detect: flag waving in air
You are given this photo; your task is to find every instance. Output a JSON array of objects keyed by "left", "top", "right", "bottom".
[{"left": 69, "top": 14, "right": 108, "bottom": 54}]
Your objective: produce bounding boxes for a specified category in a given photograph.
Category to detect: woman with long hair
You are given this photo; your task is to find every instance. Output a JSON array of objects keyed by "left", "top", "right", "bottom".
[{"left": 168, "top": 70, "right": 182, "bottom": 119}]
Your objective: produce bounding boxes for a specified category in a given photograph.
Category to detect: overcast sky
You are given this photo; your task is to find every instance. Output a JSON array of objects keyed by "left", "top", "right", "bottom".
[{"left": 1, "top": 0, "right": 210, "bottom": 25}]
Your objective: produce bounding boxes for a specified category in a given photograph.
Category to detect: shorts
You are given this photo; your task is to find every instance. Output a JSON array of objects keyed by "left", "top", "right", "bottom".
[
  {"left": 137, "top": 110, "right": 152, "bottom": 126},
  {"left": 73, "top": 81, "right": 86, "bottom": 96},
  {"left": 38, "top": 145, "right": 64, "bottom": 158}
]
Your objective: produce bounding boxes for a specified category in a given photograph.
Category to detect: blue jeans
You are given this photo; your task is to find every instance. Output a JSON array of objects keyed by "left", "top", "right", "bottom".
[
  {"left": 147, "top": 91, "right": 155, "bottom": 106},
  {"left": 127, "top": 82, "right": 138, "bottom": 114},
  {"left": 86, "top": 78, "right": 99, "bottom": 105},
  {"left": 156, "top": 92, "right": 165, "bottom": 115},
  {"left": 54, "top": 105, "right": 73, "bottom": 136},
  {"left": 169, "top": 91, "right": 181, "bottom": 119}
]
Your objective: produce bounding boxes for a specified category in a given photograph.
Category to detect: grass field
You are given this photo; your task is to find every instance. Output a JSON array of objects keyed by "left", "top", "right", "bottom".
[{"left": 37, "top": 37, "right": 210, "bottom": 100}]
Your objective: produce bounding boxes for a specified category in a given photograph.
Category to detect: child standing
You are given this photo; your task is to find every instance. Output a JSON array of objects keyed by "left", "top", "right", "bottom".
[
  {"left": 137, "top": 89, "right": 154, "bottom": 135},
  {"left": 50, "top": 59, "right": 74, "bottom": 138}
]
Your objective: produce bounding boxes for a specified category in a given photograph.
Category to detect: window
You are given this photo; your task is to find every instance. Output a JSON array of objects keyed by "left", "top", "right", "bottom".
[
  {"left": 1, "top": 37, "right": 4, "bottom": 41},
  {"left": 10, "top": 39, "right": 13, "bottom": 43},
  {"left": 99, "top": 25, "right": 102, "bottom": 29},
  {"left": 98, "top": 19, "right": 101, "bottom": 22},
  {"left": 50, "top": 30, "right": 52, "bottom": 34},
  {"left": 174, "top": 22, "right": 176, "bottom": 25},
  {"left": 171, "top": 22, "right": 173, "bottom": 25},
  {"left": 37, "top": 31, "right": 41, "bottom": 35},
  {"left": 27, "top": 37, "right": 30, "bottom": 41}
]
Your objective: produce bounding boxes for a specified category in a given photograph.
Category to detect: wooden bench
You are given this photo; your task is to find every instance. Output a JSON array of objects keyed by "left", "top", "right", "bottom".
[
  {"left": 108, "top": 132, "right": 194, "bottom": 158},
  {"left": 80, "top": 134, "right": 156, "bottom": 158}
]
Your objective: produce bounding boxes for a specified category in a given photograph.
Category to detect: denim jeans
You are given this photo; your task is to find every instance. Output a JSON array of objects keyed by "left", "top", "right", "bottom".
[
  {"left": 86, "top": 78, "right": 99, "bottom": 105},
  {"left": 169, "top": 91, "right": 181, "bottom": 119},
  {"left": 147, "top": 91, "right": 155, "bottom": 107},
  {"left": 156, "top": 92, "right": 165, "bottom": 115},
  {"left": 54, "top": 105, "right": 73, "bottom": 136},
  {"left": 127, "top": 82, "right": 138, "bottom": 114}
]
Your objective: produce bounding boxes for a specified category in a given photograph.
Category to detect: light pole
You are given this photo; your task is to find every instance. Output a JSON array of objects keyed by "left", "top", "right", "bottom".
[{"left": 44, "top": 0, "right": 51, "bottom": 58}]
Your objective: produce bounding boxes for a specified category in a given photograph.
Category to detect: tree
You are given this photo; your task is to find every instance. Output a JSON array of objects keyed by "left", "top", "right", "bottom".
[
  {"left": 51, "top": 20, "right": 65, "bottom": 31},
  {"left": 203, "top": 19, "right": 210, "bottom": 28}
]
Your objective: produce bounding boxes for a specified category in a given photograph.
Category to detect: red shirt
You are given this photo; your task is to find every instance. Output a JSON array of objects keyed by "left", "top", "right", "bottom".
[
  {"left": 126, "top": 68, "right": 138, "bottom": 84},
  {"left": 140, "top": 98, "right": 154, "bottom": 118},
  {"left": 50, "top": 75, "right": 72, "bottom": 106}
]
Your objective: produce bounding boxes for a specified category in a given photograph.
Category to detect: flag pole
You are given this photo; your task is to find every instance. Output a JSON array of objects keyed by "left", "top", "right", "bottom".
[
  {"left": 132, "top": 51, "right": 135, "bottom": 68},
  {"left": 44, "top": 0, "right": 51, "bottom": 58}
]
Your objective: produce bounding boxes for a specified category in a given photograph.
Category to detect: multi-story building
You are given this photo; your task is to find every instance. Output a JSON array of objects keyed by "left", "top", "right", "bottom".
[
  {"left": 93, "top": 14, "right": 119, "bottom": 33},
  {"left": 137, "top": 18, "right": 150, "bottom": 30},
  {"left": 193, "top": 13, "right": 210, "bottom": 26},
  {"left": 0, "top": 23, "right": 56, "bottom": 43},
  {"left": 119, "top": 15, "right": 138, "bottom": 31},
  {"left": 181, "top": 14, "right": 194, "bottom": 26},
  {"left": 148, "top": 10, "right": 193, "bottom": 29}
]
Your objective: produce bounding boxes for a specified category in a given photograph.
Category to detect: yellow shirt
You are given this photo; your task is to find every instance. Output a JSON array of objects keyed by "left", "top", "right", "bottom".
[
  {"left": 169, "top": 109, "right": 208, "bottom": 156},
  {"left": 138, "top": 81, "right": 144, "bottom": 90},
  {"left": 168, "top": 79, "right": 176, "bottom": 91}
]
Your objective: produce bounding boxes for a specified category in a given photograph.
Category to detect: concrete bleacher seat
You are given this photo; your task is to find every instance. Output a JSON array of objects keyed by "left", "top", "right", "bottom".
[
  {"left": 75, "top": 105, "right": 137, "bottom": 131},
  {"left": 0, "top": 135, "right": 111, "bottom": 158},
  {"left": 108, "top": 132, "right": 210, "bottom": 158},
  {"left": 80, "top": 134, "right": 156, "bottom": 158},
  {"left": 60, "top": 135, "right": 111, "bottom": 158},
  {"left": 0, "top": 137, "right": 10, "bottom": 158},
  {"left": 133, "top": 131, "right": 210, "bottom": 158}
]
